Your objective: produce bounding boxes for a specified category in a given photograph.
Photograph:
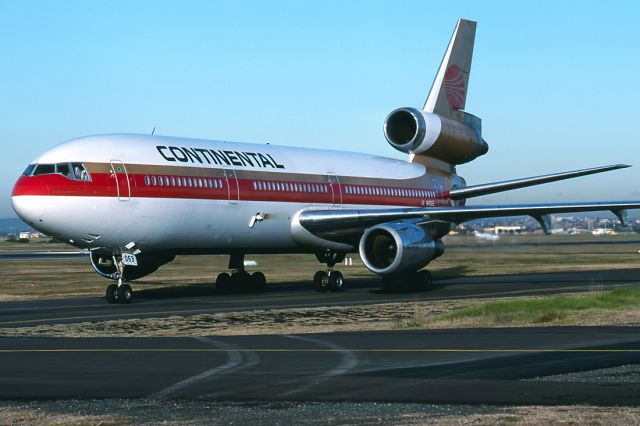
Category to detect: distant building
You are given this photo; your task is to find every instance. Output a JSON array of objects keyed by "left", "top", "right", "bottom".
[
  {"left": 592, "top": 228, "right": 616, "bottom": 236},
  {"left": 18, "top": 232, "right": 31, "bottom": 240},
  {"left": 488, "top": 226, "right": 524, "bottom": 235}
]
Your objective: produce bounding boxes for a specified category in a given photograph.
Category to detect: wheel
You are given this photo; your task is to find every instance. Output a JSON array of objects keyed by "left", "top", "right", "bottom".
[
  {"left": 416, "top": 270, "right": 433, "bottom": 291},
  {"left": 117, "top": 284, "right": 133, "bottom": 303},
  {"left": 251, "top": 271, "right": 267, "bottom": 292},
  {"left": 216, "top": 272, "right": 232, "bottom": 293},
  {"left": 232, "top": 271, "right": 252, "bottom": 293},
  {"left": 328, "top": 271, "right": 344, "bottom": 292},
  {"left": 381, "top": 275, "right": 402, "bottom": 292},
  {"left": 313, "top": 271, "right": 328, "bottom": 292},
  {"left": 106, "top": 284, "right": 118, "bottom": 304}
]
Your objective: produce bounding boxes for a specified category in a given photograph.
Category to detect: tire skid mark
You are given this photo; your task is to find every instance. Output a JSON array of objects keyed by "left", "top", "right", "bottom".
[
  {"left": 278, "top": 334, "right": 358, "bottom": 397},
  {"left": 150, "top": 336, "right": 256, "bottom": 398}
]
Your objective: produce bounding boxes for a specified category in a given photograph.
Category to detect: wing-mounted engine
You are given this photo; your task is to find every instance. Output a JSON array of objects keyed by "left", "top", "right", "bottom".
[
  {"left": 384, "top": 107, "right": 488, "bottom": 164},
  {"left": 90, "top": 251, "right": 175, "bottom": 281},
  {"left": 358, "top": 222, "right": 444, "bottom": 275}
]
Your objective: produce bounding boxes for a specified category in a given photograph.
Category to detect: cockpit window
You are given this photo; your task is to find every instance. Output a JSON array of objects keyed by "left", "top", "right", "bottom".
[
  {"left": 28, "top": 162, "right": 91, "bottom": 181},
  {"left": 33, "top": 164, "right": 56, "bottom": 175},
  {"left": 22, "top": 164, "right": 37, "bottom": 176},
  {"left": 56, "top": 163, "right": 73, "bottom": 179},
  {"left": 71, "top": 163, "right": 91, "bottom": 181}
]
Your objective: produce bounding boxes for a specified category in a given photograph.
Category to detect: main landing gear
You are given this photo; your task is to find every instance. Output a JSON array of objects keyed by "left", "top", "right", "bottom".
[
  {"left": 313, "top": 251, "right": 346, "bottom": 292},
  {"left": 381, "top": 270, "right": 434, "bottom": 292},
  {"left": 105, "top": 257, "right": 133, "bottom": 304},
  {"left": 216, "top": 253, "right": 267, "bottom": 294}
]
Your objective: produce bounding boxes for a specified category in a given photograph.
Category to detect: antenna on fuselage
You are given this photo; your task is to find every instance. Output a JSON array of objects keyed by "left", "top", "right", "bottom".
[{"left": 151, "top": 126, "right": 156, "bottom": 136}]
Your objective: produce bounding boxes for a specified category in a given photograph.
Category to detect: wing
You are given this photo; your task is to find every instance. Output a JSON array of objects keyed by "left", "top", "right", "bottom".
[
  {"left": 297, "top": 201, "right": 640, "bottom": 241},
  {"left": 449, "top": 164, "right": 629, "bottom": 200}
]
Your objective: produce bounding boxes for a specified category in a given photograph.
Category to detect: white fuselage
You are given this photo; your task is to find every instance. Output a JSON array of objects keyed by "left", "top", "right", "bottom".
[{"left": 12, "top": 134, "right": 455, "bottom": 254}]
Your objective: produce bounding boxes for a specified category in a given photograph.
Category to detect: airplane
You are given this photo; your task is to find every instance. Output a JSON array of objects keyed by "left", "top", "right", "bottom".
[{"left": 10, "top": 19, "right": 640, "bottom": 304}]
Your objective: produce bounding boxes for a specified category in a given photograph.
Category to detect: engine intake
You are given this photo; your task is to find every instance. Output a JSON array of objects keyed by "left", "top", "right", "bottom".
[
  {"left": 383, "top": 107, "right": 488, "bottom": 164},
  {"left": 359, "top": 222, "right": 444, "bottom": 275}
]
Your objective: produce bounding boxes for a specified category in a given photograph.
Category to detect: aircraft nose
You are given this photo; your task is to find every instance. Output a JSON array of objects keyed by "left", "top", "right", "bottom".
[{"left": 11, "top": 176, "right": 44, "bottom": 226}]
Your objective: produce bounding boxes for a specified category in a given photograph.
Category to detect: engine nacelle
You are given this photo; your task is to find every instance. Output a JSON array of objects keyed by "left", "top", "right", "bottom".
[
  {"left": 90, "top": 251, "right": 175, "bottom": 281},
  {"left": 358, "top": 222, "right": 444, "bottom": 275},
  {"left": 383, "top": 107, "right": 488, "bottom": 164}
]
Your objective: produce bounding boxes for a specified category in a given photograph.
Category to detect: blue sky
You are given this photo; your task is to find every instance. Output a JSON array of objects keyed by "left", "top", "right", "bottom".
[{"left": 1, "top": 1, "right": 639, "bottom": 217}]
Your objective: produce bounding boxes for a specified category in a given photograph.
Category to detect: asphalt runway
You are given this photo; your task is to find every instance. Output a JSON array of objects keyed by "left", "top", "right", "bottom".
[
  {"left": 0, "top": 268, "right": 638, "bottom": 328},
  {"left": 1, "top": 327, "right": 639, "bottom": 404}
]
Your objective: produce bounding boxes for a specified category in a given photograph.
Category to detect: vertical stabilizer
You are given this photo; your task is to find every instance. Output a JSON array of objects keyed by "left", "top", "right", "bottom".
[{"left": 423, "top": 19, "right": 476, "bottom": 119}]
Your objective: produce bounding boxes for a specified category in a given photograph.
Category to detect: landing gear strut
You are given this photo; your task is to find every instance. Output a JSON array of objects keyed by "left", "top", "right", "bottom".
[
  {"left": 105, "top": 256, "right": 133, "bottom": 304},
  {"left": 381, "top": 270, "right": 434, "bottom": 292},
  {"left": 313, "top": 251, "right": 346, "bottom": 292},
  {"left": 216, "top": 253, "right": 267, "bottom": 294}
]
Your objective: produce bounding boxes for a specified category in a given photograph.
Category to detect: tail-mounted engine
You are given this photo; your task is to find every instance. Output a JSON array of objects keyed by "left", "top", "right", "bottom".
[
  {"left": 383, "top": 107, "right": 488, "bottom": 164},
  {"left": 90, "top": 251, "right": 175, "bottom": 281},
  {"left": 358, "top": 222, "right": 444, "bottom": 275}
]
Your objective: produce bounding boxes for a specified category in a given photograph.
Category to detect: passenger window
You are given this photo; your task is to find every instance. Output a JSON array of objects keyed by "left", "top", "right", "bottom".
[
  {"left": 151, "top": 176, "right": 157, "bottom": 186},
  {"left": 144, "top": 176, "right": 150, "bottom": 186},
  {"left": 165, "top": 176, "right": 170, "bottom": 186},
  {"left": 171, "top": 177, "right": 176, "bottom": 186}
]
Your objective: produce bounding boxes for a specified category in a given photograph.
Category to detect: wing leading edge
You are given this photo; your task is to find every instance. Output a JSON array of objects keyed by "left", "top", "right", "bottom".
[
  {"left": 449, "top": 164, "right": 629, "bottom": 200},
  {"left": 298, "top": 201, "right": 640, "bottom": 239}
]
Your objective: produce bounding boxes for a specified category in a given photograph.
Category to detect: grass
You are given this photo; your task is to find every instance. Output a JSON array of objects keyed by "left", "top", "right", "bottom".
[
  {"left": 442, "top": 288, "right": 640, "bottom": 326},
  {"left": 0, "top": 234, "right": 638, "bottom": 300}
]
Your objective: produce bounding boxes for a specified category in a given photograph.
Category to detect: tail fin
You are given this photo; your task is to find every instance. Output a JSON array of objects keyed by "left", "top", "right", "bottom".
[{"left": 423, "top": 19, "right": 476, "bottom": 120}]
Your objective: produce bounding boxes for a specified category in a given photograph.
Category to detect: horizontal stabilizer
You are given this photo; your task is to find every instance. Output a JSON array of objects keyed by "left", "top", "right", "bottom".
[{"left": 449, "top": 164, "right": 630, "bottom": 200}]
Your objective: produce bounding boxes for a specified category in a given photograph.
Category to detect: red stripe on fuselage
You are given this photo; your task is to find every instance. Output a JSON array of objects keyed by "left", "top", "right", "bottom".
[{"left": 12, "top": 171, "right": 451, "bottom": 208}]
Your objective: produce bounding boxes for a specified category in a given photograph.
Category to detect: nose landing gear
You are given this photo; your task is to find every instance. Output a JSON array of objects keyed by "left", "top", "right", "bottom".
[{"left": 105, "top": 257, "right": 133, "bottom": 304}]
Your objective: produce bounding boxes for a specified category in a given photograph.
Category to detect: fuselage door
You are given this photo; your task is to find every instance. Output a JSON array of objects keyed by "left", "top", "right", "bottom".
[
  {"left": 327, "top": 172, "right": 342, "bottom": 208},
  {"left": 110, "top": 160, "right": 130, "bottom": 201},
  {"left": 223, "top": 166, "right": 239, "bottom": 204}
]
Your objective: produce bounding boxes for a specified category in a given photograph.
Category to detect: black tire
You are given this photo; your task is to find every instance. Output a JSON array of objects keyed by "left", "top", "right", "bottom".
[
  {"left": 328, "top": 271, "right": 344, "bottom": 292},
  {"left": 381, "top": 274, "right": 403, "bottom": 292},
  {"left": 232, "top": 271, "right": 252, "bottom": 293},
  {"left": 216, "top": 272, "right": 232, "bottom": 294},
  {"left": 381, "top": 276, "right": 394, "bottom": 291},
  {"left": 416, "top": 270, "right": 433, "bottom": 291},
  {"left": 106, "top": 284, "right": 118, "bottom": 304},
  {"left": 252, "top": 271, "right": 267, "bottom": 293},
  {"left": 313, "top": 271, "right": 328, "bottom": 292},
  {"left": 117, "top": 284, "right": 133, "bottom": 304}
]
